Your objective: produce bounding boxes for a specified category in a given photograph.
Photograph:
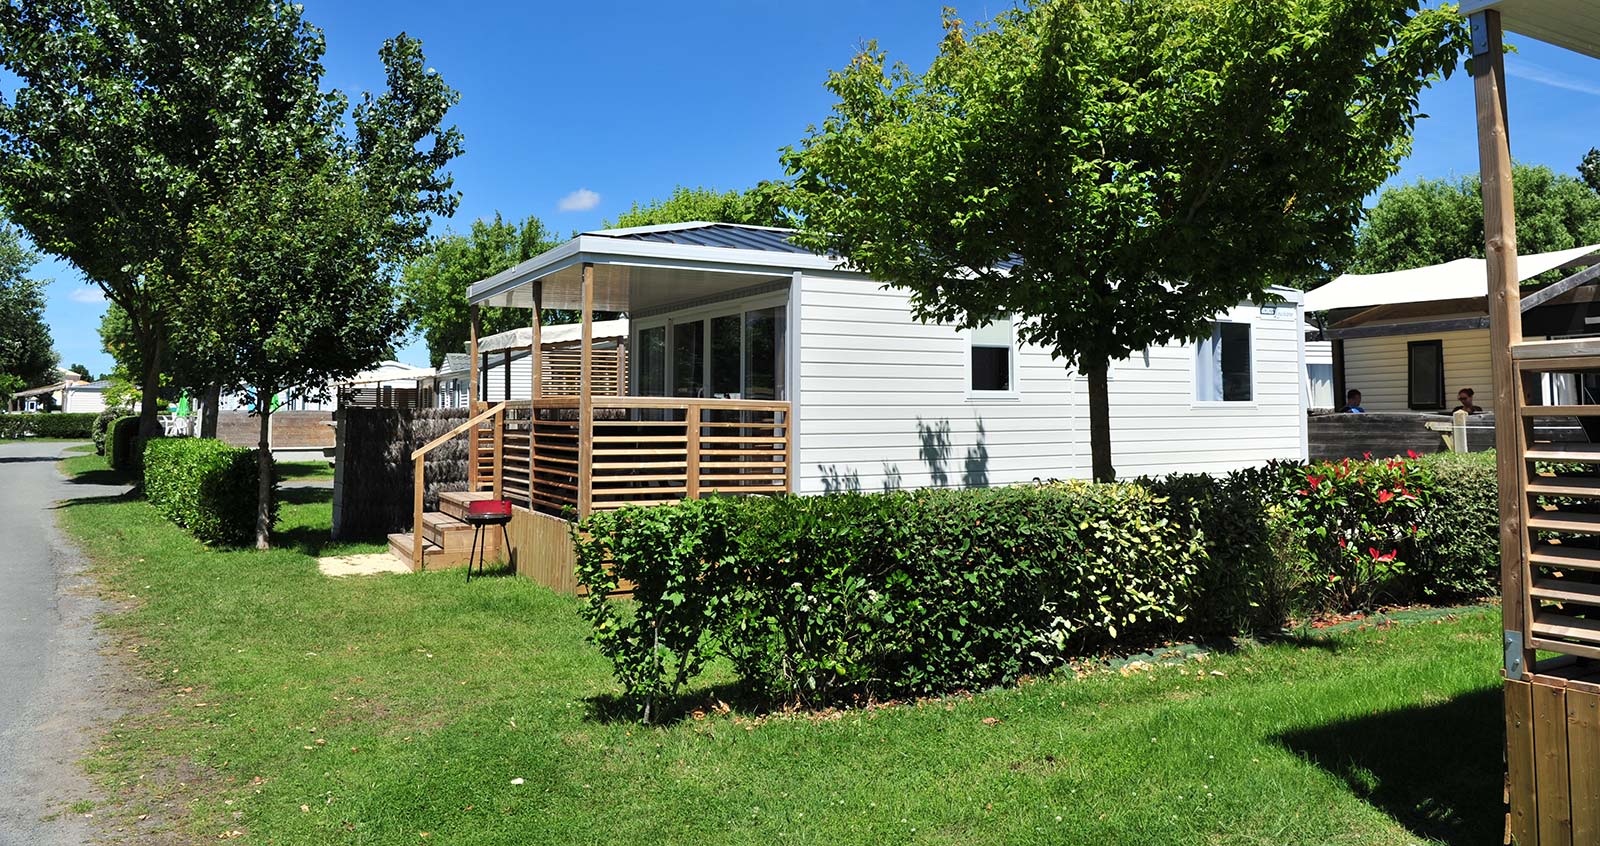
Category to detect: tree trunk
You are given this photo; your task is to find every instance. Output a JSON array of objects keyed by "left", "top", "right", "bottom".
[
  {"left": 1085, "top": 357, "right": 1115, "bottom": 483},
  {"left": 200, "top": 383, "right": 221, "bottom": 438},
  {"left": 138, "top": 330, "right": 165, "bottom": 439},
  {"left": 255, "top": 400, "right": 274, "bottom": 550}
]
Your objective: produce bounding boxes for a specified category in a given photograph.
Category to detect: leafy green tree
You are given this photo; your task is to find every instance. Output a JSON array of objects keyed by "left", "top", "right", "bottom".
[
  {"left": 65, "top": 362, "right": 91, "bottom": 381},
  {"left": 0, "top": 0, "right": 330, "bottom": 437},
  {"left": 1580, "top": 148, "right": 1600, "bottom": 195},
  {"left": 605, "top": 182, "right": 796, "bottom": 229},
  {"left": 401, "top": 213, "right": 566, "bottom": 367},
  {"left": 782, "top": 1, "right": 1466, "bottom": 481},
  {"left": 1350, "top": 163, "right": 1600, "bottom": 273},
  {"left": 0, "top": 226, "right": 55, "bottom": 390},
  {"left": 169, "top": 34, "right": 462, "bottom": 549}
]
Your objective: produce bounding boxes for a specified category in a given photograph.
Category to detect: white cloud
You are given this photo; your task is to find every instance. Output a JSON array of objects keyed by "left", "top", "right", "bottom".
[
  {"left": 557, "top": 188, "right": 601, "bottom": 212},
  {"left": 67, "top": 286, "right": 106, "bottom": 304},
  {"left": 1506, "top": 60, "right": 1600, "bottom": 98}
]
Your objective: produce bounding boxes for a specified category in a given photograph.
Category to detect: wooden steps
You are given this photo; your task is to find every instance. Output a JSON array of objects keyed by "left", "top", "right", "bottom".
[{"left": 389, "top": 490, "right": 503, "bottom": 572}]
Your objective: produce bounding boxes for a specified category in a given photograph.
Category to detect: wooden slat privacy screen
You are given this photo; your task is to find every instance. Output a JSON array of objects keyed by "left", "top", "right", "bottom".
[{"left": 497, "top": 397, "right": 790, "bottom": 518}]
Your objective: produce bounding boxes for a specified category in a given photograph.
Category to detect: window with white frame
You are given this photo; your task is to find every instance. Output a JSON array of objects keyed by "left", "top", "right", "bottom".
[
  {"left": 1195, "top": 321, "right": 1252, "bottom": 402},
  {"left": 970, "top": 316, "right": 1013, "bottom": 393}
]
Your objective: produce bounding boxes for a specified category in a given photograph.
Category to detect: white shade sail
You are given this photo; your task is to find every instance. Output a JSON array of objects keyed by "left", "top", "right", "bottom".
[{"left": 1305, "top": 244, "right": 1600, "bottom": 312}]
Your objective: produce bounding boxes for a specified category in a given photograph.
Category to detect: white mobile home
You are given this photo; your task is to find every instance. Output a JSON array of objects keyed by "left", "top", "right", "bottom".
[
  {"left": 472, "top": 222, "right": 1307, "bottom": 492},
  {"left": 391, "top": 222, "right": 1309, "bottom": 572}
]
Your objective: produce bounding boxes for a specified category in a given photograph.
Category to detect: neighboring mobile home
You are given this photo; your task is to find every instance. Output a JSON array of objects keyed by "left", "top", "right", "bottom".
[{"left": 1305, "top": 244, "right": 1600, "bottom": 411}]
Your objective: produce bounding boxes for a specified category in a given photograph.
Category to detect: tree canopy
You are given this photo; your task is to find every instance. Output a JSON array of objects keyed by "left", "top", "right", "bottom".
[
  {"left": 604, "top": 183, "right": 796, "bottom": 229},
  {"left": 166, "top": 32, "right": 462, "bottom": 549},
  {"left": 1350, "top": 162, "right": 1600, "bottom": 274},
  {"left": 0, "top": 0, "right": 334, "bottom": 435},
  {"left": 783, "top": 0, "right": 1467, "bottom": 481},
  {"left": 401, "top": 213, "right": 564, "bottom": 367},
  {"left": 0, "top": 225, "right": 54, "bottom": 397}
]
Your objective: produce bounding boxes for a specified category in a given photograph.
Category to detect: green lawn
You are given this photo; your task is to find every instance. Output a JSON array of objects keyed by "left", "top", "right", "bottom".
[{"left": 55, "top": 451, "right": 1506, "bottom": 845}]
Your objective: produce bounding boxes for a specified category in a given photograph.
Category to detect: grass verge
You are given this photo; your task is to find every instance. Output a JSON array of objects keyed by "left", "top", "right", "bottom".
[{"left": 56, "top": 451, "right": 1504, "bottom": 845}]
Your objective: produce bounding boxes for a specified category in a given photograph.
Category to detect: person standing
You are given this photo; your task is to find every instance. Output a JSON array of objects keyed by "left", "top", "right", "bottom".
[{"left": 1339, "top": 388, "right": 1365, "bottom": 413}]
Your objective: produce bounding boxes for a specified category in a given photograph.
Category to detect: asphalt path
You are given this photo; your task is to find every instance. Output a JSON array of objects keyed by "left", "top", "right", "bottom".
[{"left": 0, "top": 440, "right": 128, "bottom": 844}]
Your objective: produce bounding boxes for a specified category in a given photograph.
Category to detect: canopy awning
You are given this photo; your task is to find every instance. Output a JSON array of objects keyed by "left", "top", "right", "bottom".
[
  {"left": 1462, "top": 0, "right": 1600, "bottom": 59},
  {"left": 332, "top": 360, "right": 434, "bottom": 387},
  {"left": 475, "top": 319, "right": 629, "bottom": 354},
  {"left": 1305, "top": 244, "right": 1600, "bottom": 312}
]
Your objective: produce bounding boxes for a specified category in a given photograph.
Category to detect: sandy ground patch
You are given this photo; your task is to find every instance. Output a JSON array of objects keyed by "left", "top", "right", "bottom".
[{"left": 317, "top": 553, "right": 409, "bottom": 577}]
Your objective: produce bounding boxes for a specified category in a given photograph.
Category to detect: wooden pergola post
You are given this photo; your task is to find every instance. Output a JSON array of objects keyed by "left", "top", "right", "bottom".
[
  {"left": 1471, "top": 9, "right": 1533, "bottom": 677},
  {"left": 468, "top": 305, "right": 481, "bottom": 411},
  {"left": 531, "top": 283, "right": 543, "bottom": 400},
  {"left": 578, "top": 263, "right": 595, "bottom": 520}
]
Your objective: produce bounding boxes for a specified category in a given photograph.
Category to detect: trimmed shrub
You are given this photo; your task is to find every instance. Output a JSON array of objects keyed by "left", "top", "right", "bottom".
[
  {"left": 143, "top": 438, "right": 271, "bottom": 546},
  {"left": 575, "top": 452, "right": 1502, "bottom": 718},
  {"left": 576, "top": 483, "right": 1203, "bottom": 714},
  {"left": 108, "top": 416, "right": 142, "bottom": 472},
  {"left": 93, "top": 407, "right": 130, "bottom": 455},
  {"left": 0, "top": 412, "right": 97, "bottom": 439},
  {"left": 1415, "top": 450, "right": 1498, "bottom": 599},
  {"left": 1277, "top": 453, "right": 1433, "bottom": 610},
  {"left": 1142, "top": 463, "right": 1294, "bottom": 636}
]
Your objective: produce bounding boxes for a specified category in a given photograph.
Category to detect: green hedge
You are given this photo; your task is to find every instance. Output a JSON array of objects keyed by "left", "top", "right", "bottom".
[
  {"left": 576, "top": 484, "right": 1204, "bottom": 715},
  {"left": 93, "top": 407, "right": 130, "bottom": 455},
  {"left": 108, "top": 415, "right": 142, "bottom": 473},
  {"left": 0, "top": 412, "right": 97, "bottom": 439},
  {"left": 142, "top": 438, "right": 272, "bottom": 546},
  {"left": 574, "top": 450, "right": 1502, "bottom": 718}
]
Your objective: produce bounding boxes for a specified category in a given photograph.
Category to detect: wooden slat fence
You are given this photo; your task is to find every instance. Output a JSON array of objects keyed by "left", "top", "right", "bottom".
[{"left": 510, "top": 396, "right": 790, "bottom": 519}]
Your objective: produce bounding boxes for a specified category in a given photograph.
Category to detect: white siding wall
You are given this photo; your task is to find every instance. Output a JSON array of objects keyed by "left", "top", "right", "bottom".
[
  {"left": 1100, "top": 302, "right": 1306, "bottom": 476},
  {"left": 793, "top": 275, "right": 1306, "bottom": 492},
  {"left": 481, "top": 353, "right": 533, "bottom": 403},
  {"left": 1342, "top": 328, "right": 1492, "bottom": 412}
]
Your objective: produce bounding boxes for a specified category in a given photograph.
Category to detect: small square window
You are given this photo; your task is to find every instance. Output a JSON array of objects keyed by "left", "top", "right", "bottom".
[
  {"left": 971, "top": 317, "right": 1013, "bottom": 393},
  {"left": 1196, "top": 322, "right": 1252, "bottom": 402}
]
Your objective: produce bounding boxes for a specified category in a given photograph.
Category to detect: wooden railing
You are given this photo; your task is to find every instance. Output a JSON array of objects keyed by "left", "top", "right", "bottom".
[
  {"left": 541, "top": 347, "right": 626, "bottom": 397},
  {"left": 498, "top": 397, "right": 790, "bottom": 518},
  {"left": 410, "top": 402, "right": 506, "bottom": 566}
]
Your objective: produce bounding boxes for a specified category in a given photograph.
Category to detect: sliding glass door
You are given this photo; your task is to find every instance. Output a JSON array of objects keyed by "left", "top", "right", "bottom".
[{"left": 635, "top": 301, "right": 787, "bottom": 400}]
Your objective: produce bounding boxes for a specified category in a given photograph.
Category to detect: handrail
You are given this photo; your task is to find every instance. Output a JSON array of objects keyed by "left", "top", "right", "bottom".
[
  {"left": 410, "top": 401, "right": 507, "bottom": 569},
  {"left": 526, "top": 396, "right": 789, "bottom": 411},
  {"left": 411, "top": 402, "right": 507, "bottom": 460}
]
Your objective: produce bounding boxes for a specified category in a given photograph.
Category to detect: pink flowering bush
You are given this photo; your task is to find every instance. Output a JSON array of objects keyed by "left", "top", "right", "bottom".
[{"left": 1282, "top": 450, "right": 1432, "bottom": 609}]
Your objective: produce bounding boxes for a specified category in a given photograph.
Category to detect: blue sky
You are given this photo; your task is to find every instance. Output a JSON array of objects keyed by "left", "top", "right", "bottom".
[{"left": 34, "top": 2, "right": 1600, "bottom": 377}]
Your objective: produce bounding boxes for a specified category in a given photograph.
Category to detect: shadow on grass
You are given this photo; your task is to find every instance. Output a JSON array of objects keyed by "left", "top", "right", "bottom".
[
  {"left": 49, "top": 492, "right": 140, "bottom": 510},
  {"left": 63, "top": 467, "right": 137, "bottom": 487},
  {"left": 277, "top": 486, "right": 333, "bottom": 506},
  {"left": 1274, "top": 685, "right": 1502, "bottom": 846},
  {"left": 583, "top": 680, "right": 768, "bottom": 726},
  {"left": 276, "top": 462, "right": 333, "bottom": 481}
]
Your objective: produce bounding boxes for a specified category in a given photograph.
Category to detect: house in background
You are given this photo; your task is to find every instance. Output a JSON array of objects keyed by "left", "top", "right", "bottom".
[
  {"left": 422, "top": 319, "right": 630, "bottom": 409},
  {"left": 6, "top": 373, "right": 109, "bottom": 414},
  {"left": 391, "top": 221, "right": 1311, "bottom": 577},
  {"left": 1305, "top": 244, "right": 1600, "bottom": 411}
]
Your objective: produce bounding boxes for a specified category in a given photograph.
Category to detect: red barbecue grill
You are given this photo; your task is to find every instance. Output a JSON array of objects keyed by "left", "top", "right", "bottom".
[{"left": 463, "top": 499, "right": 512, "bottom": 583}]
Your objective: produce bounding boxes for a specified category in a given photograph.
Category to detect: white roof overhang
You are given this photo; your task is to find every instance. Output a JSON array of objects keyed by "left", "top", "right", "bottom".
[
  {"left": 1305, "top": 244, "right": 1600, "bottom": 312},
  {"left": 475, "top": 319, "right": 630, "bottom": 353},
  {"left": 466, "top": 234, "right": 848, "bottom": 312},
  {"left": 1462, "top": 0, "right": 1600, "bottom": 59}
]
